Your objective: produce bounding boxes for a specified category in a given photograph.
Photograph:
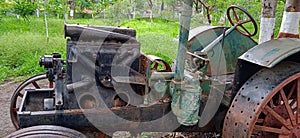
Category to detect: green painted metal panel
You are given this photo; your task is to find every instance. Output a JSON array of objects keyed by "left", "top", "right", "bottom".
[
  {"left": 188, "top": 26, "right": 225, "bottom": 52},
  {"left": 188, "top": 26, "right": 257, "bottom": 74}
]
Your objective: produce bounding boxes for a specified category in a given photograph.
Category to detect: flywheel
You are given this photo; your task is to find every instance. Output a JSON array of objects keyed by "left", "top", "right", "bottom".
[{"left": 10, "top": 74, "right": 54, "bottom": 129}]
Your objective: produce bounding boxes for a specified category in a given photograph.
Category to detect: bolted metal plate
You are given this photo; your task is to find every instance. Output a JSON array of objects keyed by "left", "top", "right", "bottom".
[{"left": 43, "top": 98, "right": 54, "bottom": 111}]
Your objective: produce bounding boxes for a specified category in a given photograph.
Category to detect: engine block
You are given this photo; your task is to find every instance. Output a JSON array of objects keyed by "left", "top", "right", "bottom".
[{"left": 65, "top": 24, "right": 146, "bottom": 108}]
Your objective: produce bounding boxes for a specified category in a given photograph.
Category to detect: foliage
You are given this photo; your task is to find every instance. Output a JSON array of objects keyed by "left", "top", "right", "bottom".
[
  {"left": 12, "top": 0, "right": 37, "bottom": 21},
  {"left": 46, "top": 0, "right": 66, "bottom": 16},
  {"left": 205, "top": 0, "right": 260, "bottom": 25},
  {"left": 0, "top": 0, "right": 14, "bottom": 15},
  {"left": 76, "top": 0, "right": 90, "bottom": 12},
  {"left": 274, "top": 0, "right": 285, "bottom": 37},
  {"left": 198, "top": 0, "right": 285, "bottom": 39}
]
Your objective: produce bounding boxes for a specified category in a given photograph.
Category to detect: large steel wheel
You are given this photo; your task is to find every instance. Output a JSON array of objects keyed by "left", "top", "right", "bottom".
[
  {"left": 5, "top": 125, "right": 86, "bottom": 138},
  {"left": 223, "top": 61, "right": 300, "bottom": 137},
  {"left": 10, "top": 74, "right": 54, "bottom": 129}
]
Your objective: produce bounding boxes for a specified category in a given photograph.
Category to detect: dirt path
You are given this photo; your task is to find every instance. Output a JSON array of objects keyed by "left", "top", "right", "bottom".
[{"left": 0, "top": 80, "right": 19, "bottom": 137}]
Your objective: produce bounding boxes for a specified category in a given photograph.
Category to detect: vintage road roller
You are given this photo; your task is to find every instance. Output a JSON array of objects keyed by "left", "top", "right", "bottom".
[{"left": 6, "top": 0, "right": 300, "bottom": 137}]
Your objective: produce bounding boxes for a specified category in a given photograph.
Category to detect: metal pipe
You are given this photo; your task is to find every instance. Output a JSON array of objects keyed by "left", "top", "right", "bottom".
[
  {"left": 214, "top": 28, "right": 227, "bottom": 80},
  {"left": 66, "top": 76, "right": 93, "bottom": 92},
  {"left": 174, "top": 0, "right": 193, "bottom": 85}
]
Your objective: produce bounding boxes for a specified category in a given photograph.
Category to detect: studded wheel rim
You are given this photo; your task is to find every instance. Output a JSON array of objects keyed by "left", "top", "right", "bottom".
[
  {"left": 10, "top": 74, "right": 54, "bottom": 129},
  {"left": 223, "top": 62, "right": 300, "bottom": 137}
]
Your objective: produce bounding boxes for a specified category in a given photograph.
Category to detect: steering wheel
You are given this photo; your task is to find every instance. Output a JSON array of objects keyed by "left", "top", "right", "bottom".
[{"left": 226, "top": 5, "right": 258, "bottom": 37}]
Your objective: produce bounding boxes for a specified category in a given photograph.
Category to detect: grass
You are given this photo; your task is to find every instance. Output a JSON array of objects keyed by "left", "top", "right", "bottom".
[
  {"left": 0, "top": 16, "right": 180, "bottom": 82},
  {"left": 121, "top": 18, "right": 180, "bottom": 63},
  {"left": 0, "top": 17, "right": 65, "bottom": 82}
]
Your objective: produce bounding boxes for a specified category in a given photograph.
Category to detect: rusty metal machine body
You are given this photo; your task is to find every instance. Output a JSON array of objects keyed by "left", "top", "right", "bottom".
[
  {"left": 13, "top": 24, "right": 179, "bottom": 136},
  {"left": 8, "top": 0, "right": 300, "bottom": 137},
  {"left": 12, "top": 22, "right": 254, "bottom": 137}
]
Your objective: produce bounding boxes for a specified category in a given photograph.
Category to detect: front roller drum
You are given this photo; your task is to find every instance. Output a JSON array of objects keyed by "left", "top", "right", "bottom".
[
  {"left": 5, "top": 125, "right": 86, "bottom": 138},
  {"left": 223, "top": 61, "right": 300, "bottom": 137}
]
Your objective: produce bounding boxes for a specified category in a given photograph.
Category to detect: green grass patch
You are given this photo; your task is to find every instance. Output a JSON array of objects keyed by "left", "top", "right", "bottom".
[
  {"left": 0, "top": 32, "right": 65, "bottom": 82},
  {"left": 0, "top": 17, "right": 65, "bottom": 82},
  {"left": 121, "top": 18, "right": 180, "bottom": 63}
]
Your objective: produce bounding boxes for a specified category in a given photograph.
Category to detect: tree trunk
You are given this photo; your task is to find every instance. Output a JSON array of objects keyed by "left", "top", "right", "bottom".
[
  {"left": 64, "top": 0, "right": 68, "bottom": 23},
  {"left": 132, "top": 0, "right": 135, "bottom": 19},
  {"left": 278, "top": 0, "right": 300, "bottom": 38},
  {"left": 199, "top": 0, "right": 211, "bottom": 25},
  {"left": 128, "top": 0, "right": 135, "bottom": 19},
  {"left": 133, "top": 7, "right": 136, "bottom": 19},
  {"left": 150, "top": 10, "right": 153, "bottom": 23},
  {"left": 70, "top": 1, "right": 76, "bottom": 19},
  {"left": 36, "top": 9, "right": 40, "bottom": 17},
  {"left": 172, "top": 5, "right": 175, "bottom": 18},
  {"left": 148, "top": 0, "right": 153, "bottom": 23},
  {"left": 201, "top": 0, "right": 206, "bottom": 16},
  {"left": 161, "top": 0, "right": 164, "bottom": 11},
  {"left": 259, "top": 0, "right": 277, "bottom": 44},
  {"left": 194, "top": 0, "right": 199, "bottom": 13}
]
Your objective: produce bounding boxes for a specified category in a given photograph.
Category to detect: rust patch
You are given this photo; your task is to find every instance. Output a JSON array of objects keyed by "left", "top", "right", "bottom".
[{"left": 278, "top": 33, "right": 299, "bottom": 38}]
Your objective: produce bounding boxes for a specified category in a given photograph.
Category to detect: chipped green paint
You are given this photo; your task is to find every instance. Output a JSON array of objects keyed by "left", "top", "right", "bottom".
[
  {"left": 200, "top": 79, "right": 210, "bottom": 94},
  {"left": 148, "top": 72, "right": 174, "bottom": 104},
  {"left": 261, "top": 48, "right": 280, "bottom": 60},
  {"left": 186, "top": 26, "right": 257, "bottom": 107},
  {"left": 171, "top": 77, "right": 202, "bottom": 126},
  {"left": 188, "top": 27, "right": 257, "bottom": 74}
]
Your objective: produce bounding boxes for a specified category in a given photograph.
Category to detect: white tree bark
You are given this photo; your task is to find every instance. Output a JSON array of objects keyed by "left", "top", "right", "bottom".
[
  {"left": 70, "top": 2, "right": 76, "bottom": 19},
  {"left": 278, "top": 0, "right": 300, "bottom": 38},
  {"left": 70, "top": 10, "right": 74, "bottom": 19},
  {"left": 259, "top": 18, "right": 276, "bottom": 43},
  {"left": 259, "top": 0, "right": 277, "bottom": 44},
  {"left": 36, "top": 9, "right": 40, "bottom": 17}
]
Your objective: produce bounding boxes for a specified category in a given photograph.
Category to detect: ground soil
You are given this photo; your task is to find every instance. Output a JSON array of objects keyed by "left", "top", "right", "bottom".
[{"left": 0, "top": 80, "right": 19, "bottom": 137}]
